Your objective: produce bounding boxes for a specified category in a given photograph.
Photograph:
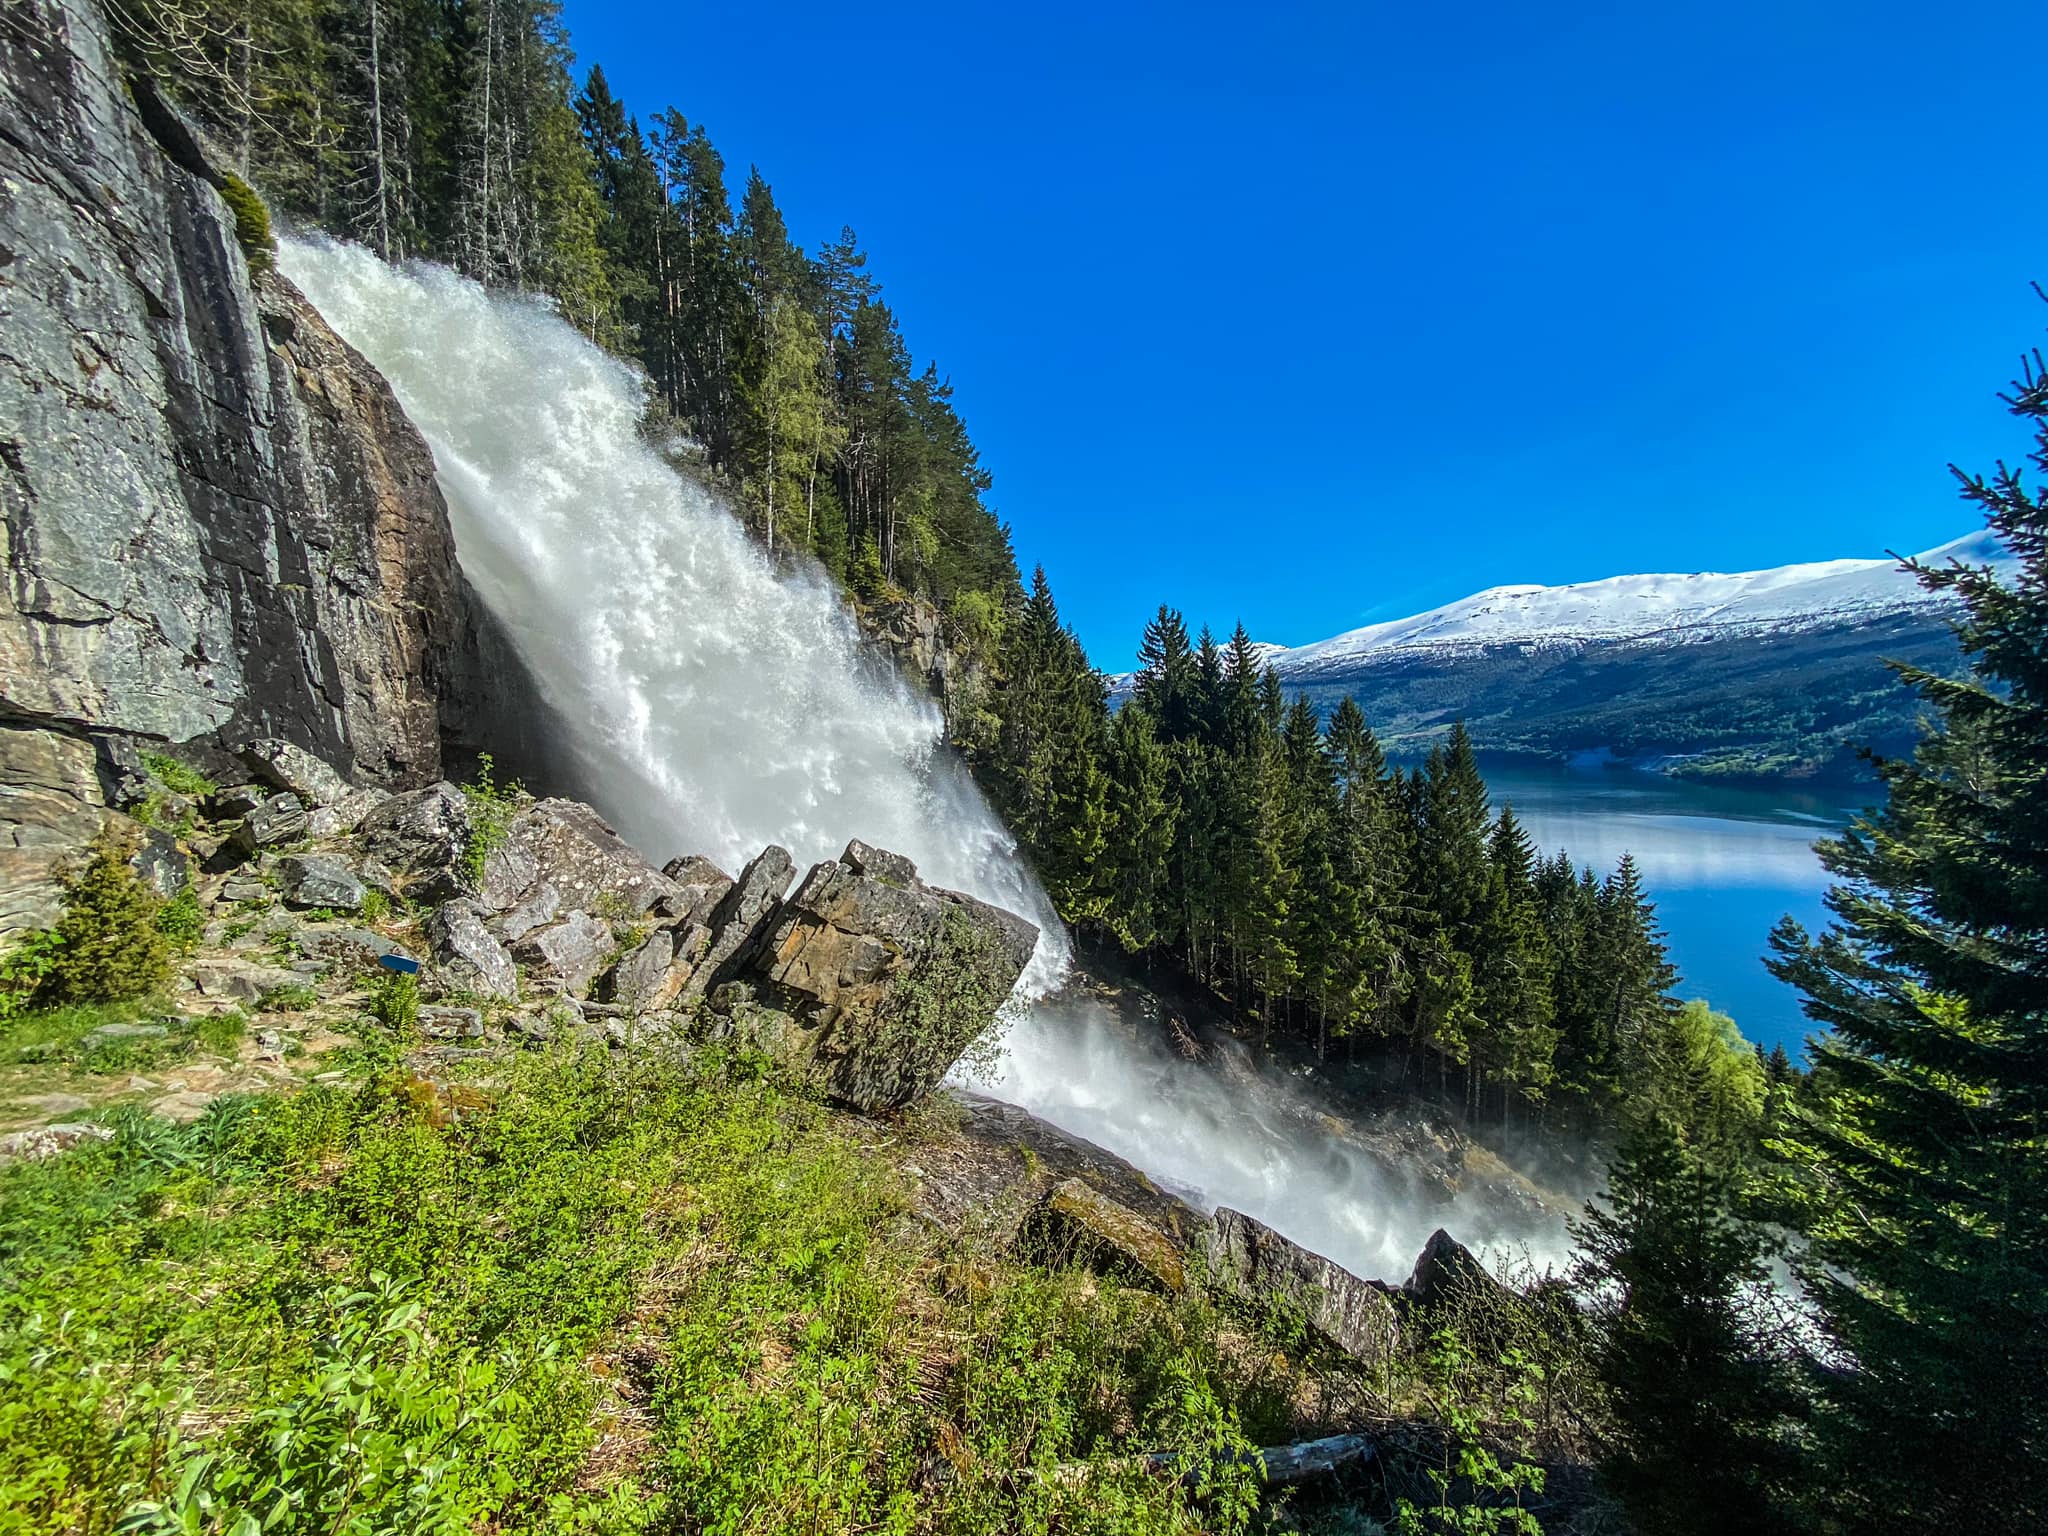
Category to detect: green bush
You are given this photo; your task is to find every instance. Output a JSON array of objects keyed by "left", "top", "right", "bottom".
[
  {"left": 194, "top": 1009, "right": 248, "bottom": 1055},
  {"left": 155, "top": 883, "right": 204, "bottom": 955},
  {"left": 43, "top": 829, "right": 171, "bottom": 1006},
  {"left": 0, "top": 930, "right": 64, "bottom": 1026}
]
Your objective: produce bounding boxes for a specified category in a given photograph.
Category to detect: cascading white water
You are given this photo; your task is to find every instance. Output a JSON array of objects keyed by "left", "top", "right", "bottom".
[
  {"left": 282, "top": 238, "right": 1569, "bottom": 1281},
  {"left": 283, "top": 237, "right": 1067, "bottom": 990}
]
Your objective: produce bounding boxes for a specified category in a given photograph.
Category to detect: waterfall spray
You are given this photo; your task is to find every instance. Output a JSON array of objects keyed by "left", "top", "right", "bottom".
[{"left": 282, "top": 238, "right": 1570, "bottom": 1281}]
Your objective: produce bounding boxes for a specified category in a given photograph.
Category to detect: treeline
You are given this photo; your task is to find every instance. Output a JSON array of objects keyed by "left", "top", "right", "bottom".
[
  {"left": 119, "top": 0, "right": 1020, "bottom": 612},
  {"left": 974, "top": 581, "right": 1708, "bottom": 1120}
]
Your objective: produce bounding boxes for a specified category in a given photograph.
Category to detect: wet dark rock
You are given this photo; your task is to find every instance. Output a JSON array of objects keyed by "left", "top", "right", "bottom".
[{"left": 1403, "top": 1228, "right": 1507, "bottom": 1310}]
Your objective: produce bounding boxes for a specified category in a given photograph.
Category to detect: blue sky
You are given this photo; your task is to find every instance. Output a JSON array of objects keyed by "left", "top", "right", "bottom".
[{"left": 563, "top": 0, "right": 2048, "bottom": 669}]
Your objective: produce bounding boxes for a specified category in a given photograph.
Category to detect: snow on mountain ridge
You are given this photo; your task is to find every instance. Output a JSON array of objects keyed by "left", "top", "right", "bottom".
[{"left": 1265, "top": 531, "right": 2013, "bottom": 676}]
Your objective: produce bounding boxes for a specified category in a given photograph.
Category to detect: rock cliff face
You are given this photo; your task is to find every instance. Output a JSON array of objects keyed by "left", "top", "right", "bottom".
[{"left": 0, "top": 0, "right": 496, "bottom": 931}]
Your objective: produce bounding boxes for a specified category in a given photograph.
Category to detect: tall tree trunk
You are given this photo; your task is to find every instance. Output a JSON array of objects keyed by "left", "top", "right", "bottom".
[{"left": 366, "top": 0, "right": 390, "bottom": 260}]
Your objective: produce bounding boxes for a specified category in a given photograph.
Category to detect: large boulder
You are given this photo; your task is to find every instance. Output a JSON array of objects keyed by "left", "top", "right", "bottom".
[
  {"left": 229, "top": 793, "right": 309, "bottom": 856},
  {"left": 359, "top": 783, "right": 473, "bottom": 899},
  {"left": 715, "top": 841, "right": 1037, "bottom": 1110},
  {"left": 425, "top": 899, "right": 518, "bottom": 1001},
  {"left": 1027, "top": 1178, "right": 1189, "bottom": 1293},
  {"left": 1205, "top": 1207, "right": 1402, "bottom": 1364},
  {"left": 509, "top": 910, "right": 613, "bottom": 996},
  {"left": 479, "top": 799, "right": 682, "bottom": 917},
  {"left": 275, "top": 854, "right": 366, "bottom": 911},
  {"left": 659, "top": 855, "right": 733, "bottom": 926},
  {"left": 1402, "top": 1228, "right": 1507, "bottom": 1311},
  {"left": 238, "top": 739, "right": 353, "bottom": 808},
  {"left": 596, "top": 927, "right": 696, "bottom": 1013}
]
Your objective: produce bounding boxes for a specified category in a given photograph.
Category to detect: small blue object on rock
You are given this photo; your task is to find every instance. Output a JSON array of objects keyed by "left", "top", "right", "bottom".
[{"left": 378, "top": 953, "right": 422, "bottom": 976}]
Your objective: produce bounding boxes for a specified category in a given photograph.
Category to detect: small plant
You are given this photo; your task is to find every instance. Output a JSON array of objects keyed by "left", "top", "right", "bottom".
[
  {"left": 372, "top": 970, "right": 420, "bottom": 1034},
  {"left": 155, "top": 883, "right": 204, "bottom": 954},
  {"left": 140, "top": 752, "right": 216, "bottom": 798},
  {"left": 217, "top": 172, "right": 275, "bottom": 275},
  {"left": 359, "top": 887, "right": 391, "bottom": 923},
  {"left": 193, "top": 1009, "right": 248, "bottom": 1055},
  {"left": 460, "top": 753, "right": 520, "bottom": 886},
  {"left": 257, "top": 981, "right": 320, "bottom": 1013},
  {"left": 43, "top": 828, "right": 171, "bottom": 1006},
  {"left": 1396, "top": 1330, "right": 1547, "bottom": 1536}
]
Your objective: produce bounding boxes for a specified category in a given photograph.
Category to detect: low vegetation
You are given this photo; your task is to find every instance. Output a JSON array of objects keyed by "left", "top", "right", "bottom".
[{"left": 0, "top": 1039, "right": 1584, "bottom": 1536}]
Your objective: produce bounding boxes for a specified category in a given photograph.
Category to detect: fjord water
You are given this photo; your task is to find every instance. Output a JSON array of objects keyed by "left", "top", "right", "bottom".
[
  {"left": 1487, "top": 762, "right": 1856, "bottom": 1054},
  {"left": 281, "top": 239, "right": 1566, "bottom": 1281}
]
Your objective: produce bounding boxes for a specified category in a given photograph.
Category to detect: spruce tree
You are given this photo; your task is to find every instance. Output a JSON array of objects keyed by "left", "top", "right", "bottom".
[
  {"left": 1765, "top": 349, "right": 2048, "bottom": 1532},
  {"left": 1572, "top": 1114, "right": 1808, "bottom": 1536}
]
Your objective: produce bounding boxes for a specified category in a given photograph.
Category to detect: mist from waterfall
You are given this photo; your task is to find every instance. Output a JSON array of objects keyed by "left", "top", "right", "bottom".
[{"left": 282, "top": 238, "right": 1570, "bottom": 1282}]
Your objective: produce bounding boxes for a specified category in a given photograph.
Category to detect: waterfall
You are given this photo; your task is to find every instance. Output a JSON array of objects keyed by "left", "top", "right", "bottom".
[
  {"left": 282, "top": 238, "right": 1569, "bottom": 1282},
  {"left": 282, "top": 237, "right": 1067, "bottom": 992}
]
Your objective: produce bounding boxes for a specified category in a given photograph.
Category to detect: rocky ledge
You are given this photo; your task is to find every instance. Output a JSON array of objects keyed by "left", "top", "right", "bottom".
[{"left": 76, "top": 745, "right": 1037, "bottom": 1113}]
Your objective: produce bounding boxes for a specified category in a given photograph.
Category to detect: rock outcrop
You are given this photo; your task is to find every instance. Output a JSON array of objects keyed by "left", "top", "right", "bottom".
[
  {"left": 1206, "top": 1207, "right": 1403, "bottom": 1363},
  {"left": 0, "top": 0, "right": 513, "bottom": 934},
  {"left": 718, "top": 842, "right": 1039, "bottom": 1110}
]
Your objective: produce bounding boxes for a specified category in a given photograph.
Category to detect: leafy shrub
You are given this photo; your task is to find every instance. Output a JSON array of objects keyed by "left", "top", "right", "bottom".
[
  {"left": 139, "top": 752, "right": 215, "bottom": 798},
  {"left": 1395, "top": 1331, "right": 1547, "bottom": 1536},
  {"left": 460, "top": 754, "right": 520, "bottom": 886},
  {"left": 44, "top": 829, "right": 171, "bottom": 1006},
  {"left": 125, "top": 1277, "right": 577, "bottom": 1536},
  {"left": 0, "top": 930, "right": 65, "bottom": 1026},
  {"left": 358, "top": 887, "right": 391, "bottom": 923}
]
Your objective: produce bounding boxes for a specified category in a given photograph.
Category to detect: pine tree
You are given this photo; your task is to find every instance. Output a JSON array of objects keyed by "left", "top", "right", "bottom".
[
  {"left": 1097, "top": 703, "right": 1178, "bottom": 951},
  {"left": 1572, "top": 1114, "right": 1808, "bottom": 1536},
  {"left": 1134, "top": 605, "right": 1199, "bottom": 741},
  {"left": 1765, "top": 348, "right": 2048, "bottom": 1532}
]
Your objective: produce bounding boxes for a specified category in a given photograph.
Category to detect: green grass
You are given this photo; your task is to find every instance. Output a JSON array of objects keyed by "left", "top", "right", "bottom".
[
  {"left": 140, "top": 753, "right": 216, "bottom": 799},
  {"left": 0, "top": 1046, "right": 1323, "bottom": 1536}
]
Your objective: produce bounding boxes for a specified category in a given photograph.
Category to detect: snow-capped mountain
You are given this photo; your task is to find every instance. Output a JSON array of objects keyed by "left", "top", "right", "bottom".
[
  {"left": 1116, "top": 531, "right": 2010, "bottom": 783},
  {"left": 1266, "top": 530, "right": 2010, "bottom": 679}
]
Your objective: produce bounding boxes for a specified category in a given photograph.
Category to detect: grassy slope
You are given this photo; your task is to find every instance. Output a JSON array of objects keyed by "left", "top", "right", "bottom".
[{"left": 0, "top": 1030, "right": 1603, "bottom": 1535}]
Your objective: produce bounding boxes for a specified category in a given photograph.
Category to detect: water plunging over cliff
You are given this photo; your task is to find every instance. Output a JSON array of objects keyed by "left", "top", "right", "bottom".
[{"left": 282, "top": 239, "right": 1569, "bottom": 1282}]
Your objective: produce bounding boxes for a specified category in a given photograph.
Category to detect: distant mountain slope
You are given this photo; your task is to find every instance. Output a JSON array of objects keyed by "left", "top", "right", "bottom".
[{"left": 1131, "top": 533, "right": 2014, "bottom": 783}]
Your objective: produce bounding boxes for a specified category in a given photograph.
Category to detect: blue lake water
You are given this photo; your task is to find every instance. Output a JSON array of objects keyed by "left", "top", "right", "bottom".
[{"left": 1481, "top": 763, "right": 1866, "bottom": 1056}]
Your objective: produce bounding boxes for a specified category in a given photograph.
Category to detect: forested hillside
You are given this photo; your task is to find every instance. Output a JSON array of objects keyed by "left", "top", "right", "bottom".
[
  {"left": 118, "top": 0, "right": 1020, "bottom": 616},
  {"left": 972, "top": 590, "right": 1744, "bottom": 1125}
]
